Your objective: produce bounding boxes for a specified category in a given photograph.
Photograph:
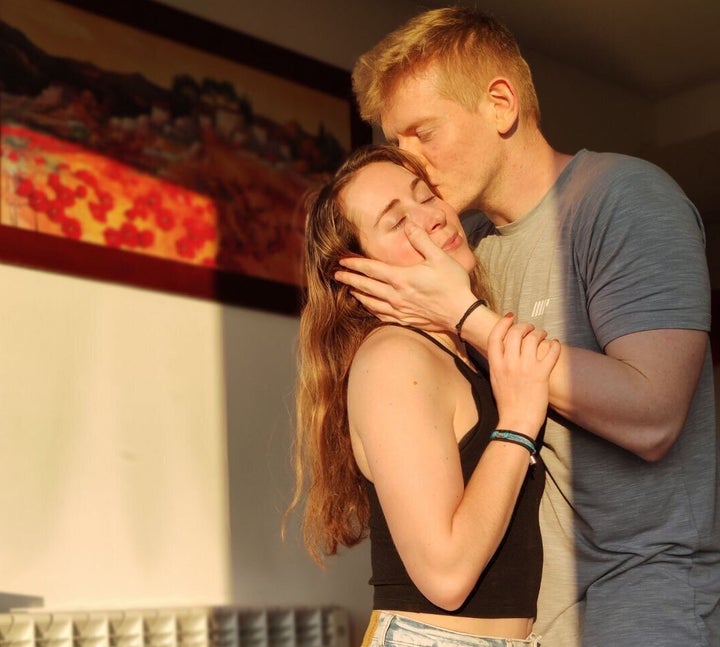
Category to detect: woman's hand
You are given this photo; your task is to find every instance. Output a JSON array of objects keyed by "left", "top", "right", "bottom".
[{"left": 487, "top": 313, "right": 561, "bottom": 438}]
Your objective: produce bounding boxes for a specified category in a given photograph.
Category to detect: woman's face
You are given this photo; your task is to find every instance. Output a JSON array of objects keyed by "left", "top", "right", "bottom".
[{"left": 339, "top": 161, "right": 476, "bottom": 271}]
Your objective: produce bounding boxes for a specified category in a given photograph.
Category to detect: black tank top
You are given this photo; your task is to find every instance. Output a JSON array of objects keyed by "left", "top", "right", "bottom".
[{"left": 363, "top": 325, "right": 544, "bottom": 618}]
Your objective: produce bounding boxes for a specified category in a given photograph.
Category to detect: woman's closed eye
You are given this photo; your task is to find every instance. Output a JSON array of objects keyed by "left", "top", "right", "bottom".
[
  {"left": 413, "top": 180, "right": 437, "bottom": 204},
  {"left": 390, "top": 215, "right": 407, "bottom": 230}
]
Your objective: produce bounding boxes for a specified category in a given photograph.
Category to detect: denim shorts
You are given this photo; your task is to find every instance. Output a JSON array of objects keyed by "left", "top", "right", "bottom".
[{"left": 360, "top": 611, "right": 541, "bottom": 647}]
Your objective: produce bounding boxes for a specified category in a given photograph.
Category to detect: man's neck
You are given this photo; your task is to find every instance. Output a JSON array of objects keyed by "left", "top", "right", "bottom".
[{"left": 482, "top": 136, "right": 573, "bottom": 227}]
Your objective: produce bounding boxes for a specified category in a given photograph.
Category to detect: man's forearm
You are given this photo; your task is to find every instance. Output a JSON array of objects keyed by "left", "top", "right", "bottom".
[{"left": 457, "top": 306, "right": 704, "bottom": 460}]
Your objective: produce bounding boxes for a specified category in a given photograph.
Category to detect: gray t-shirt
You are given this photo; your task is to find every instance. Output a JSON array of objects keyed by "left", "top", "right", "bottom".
[{"left": 466, "top": 150, "right": 720, "bottom": 646}]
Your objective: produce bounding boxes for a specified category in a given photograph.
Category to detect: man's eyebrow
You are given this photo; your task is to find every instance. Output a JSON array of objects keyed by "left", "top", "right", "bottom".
[{"left": 373, "top": 177, "right": 422, "bottom": 228}]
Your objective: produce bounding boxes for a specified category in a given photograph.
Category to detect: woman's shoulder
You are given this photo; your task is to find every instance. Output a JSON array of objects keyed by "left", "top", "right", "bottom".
[
  {"left": 347, "top": 326, "right": 459, "bottom": 443},
  {"left": 350, "top": 325, "right": 449, "bottom": 386},
  {"left": 355, "top": 324, "right": 440, "bottom": 360}
]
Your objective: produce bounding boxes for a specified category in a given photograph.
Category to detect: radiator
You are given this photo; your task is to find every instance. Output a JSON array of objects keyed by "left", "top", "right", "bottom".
[{"left": 0, "top": 606, "right": 349, "bottom": 647}]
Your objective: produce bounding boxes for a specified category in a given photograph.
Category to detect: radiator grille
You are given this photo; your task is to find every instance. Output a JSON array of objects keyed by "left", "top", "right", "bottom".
[{"left": 0, "top": 607, "right": 349, "bottom": 647}]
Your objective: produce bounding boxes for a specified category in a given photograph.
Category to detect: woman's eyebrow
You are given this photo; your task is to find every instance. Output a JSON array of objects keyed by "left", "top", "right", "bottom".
[{"left": 373, "top": 177, "right": 423, "bottom": 228}]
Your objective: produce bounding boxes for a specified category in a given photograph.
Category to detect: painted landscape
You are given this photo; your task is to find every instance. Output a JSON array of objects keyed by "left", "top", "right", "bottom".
[{"left": 0, "top": 8, "right": 349, "bottom": 288}]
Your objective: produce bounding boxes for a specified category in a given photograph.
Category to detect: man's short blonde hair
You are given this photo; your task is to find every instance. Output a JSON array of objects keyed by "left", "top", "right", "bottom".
[{"left": 352, "top": 7, "right": 540, "bottom": 127}]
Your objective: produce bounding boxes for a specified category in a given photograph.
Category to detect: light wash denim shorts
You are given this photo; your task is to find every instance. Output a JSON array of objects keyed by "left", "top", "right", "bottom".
[{"left": 360, "top": 611, "right": 541, "bottom": 647}]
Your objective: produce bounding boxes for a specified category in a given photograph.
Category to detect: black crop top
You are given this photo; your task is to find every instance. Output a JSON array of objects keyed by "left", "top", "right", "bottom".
[{"left": 362, "top": 325, "right": 544, "bottom": 618}]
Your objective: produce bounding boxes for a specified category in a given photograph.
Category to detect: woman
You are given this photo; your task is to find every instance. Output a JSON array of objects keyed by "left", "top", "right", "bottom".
[{"left": 287, "top": 145, "right": 560, "bottom": 646}]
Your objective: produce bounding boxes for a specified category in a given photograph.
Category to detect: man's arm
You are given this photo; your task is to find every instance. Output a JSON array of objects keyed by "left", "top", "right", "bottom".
[
  {"left": 336, "top": 222, "right": 707, "bottom": 461},
  {"left": 458, "top": 309, "right": 707, "bottom": 461}
]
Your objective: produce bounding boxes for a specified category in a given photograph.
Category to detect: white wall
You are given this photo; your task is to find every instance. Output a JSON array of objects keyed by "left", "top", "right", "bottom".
[
  {"left": 0, "top": 266, "right": 231, "bottom": 607},
  {"left": 0, "top": 1, "right": 715, "bottom": 646}
]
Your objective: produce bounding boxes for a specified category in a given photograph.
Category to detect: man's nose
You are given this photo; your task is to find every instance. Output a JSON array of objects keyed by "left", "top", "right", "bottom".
[{"left": 397, "top": 137, "right": 426, "bottom": 165}]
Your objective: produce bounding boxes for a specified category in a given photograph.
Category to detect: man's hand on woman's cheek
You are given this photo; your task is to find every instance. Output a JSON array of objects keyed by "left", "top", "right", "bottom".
[{"left": 333, "top": 224, "right": 476, "bottom": 331}]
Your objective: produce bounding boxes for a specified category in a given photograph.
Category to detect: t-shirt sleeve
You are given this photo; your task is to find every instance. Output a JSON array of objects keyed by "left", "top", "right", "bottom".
[{"left": 575, "top": 158, "right": 711, "bottom": 348}]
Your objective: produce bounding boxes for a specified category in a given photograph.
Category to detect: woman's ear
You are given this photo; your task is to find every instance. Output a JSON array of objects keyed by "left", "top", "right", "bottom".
[{"left": 486, "top": 77, "right": 519, "bottom": 136}]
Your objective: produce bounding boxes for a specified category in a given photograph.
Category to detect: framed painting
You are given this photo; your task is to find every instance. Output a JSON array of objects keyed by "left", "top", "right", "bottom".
[{"left": 0, "top": 0, "right": 371, "bottom": 314}]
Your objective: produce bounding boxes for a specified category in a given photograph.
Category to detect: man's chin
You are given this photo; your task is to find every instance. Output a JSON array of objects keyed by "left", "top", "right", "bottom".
[{"left": 450, "top": 198, "right": 472, "bottom": 213}]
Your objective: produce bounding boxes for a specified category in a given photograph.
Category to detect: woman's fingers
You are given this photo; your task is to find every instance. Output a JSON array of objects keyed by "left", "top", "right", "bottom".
[
  {"left": 487, "top": 312, "right": 514, "bottom": 365},
  {"left": 489, "top": 314, "right": 560, "bottom": 367}
]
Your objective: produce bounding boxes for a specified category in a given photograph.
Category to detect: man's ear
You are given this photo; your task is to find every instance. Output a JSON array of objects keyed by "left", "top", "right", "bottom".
[{"left": 486, "top": 77, "right": 519, "bottom": 135}]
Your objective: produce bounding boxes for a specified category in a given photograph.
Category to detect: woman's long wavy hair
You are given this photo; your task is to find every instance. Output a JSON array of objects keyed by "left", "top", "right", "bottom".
[{"left": 286, "top": 144, "right": 493, "bottom": 565}]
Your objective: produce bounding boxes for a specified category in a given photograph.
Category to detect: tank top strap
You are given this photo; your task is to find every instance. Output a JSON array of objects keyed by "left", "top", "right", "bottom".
[{"left": 377, "top": 322, "right": 464, "bottom": 364}]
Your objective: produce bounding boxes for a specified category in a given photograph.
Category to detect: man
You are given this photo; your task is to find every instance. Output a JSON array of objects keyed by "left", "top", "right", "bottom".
[{"left": 335, "top": 7, "right": 720, "bottom": 646}]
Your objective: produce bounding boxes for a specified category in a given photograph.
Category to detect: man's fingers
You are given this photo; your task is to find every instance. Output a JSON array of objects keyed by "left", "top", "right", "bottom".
[
  {"left": 404, "top": 221, "right": 448, "bottom": 260},
  {"left": 350, "top": 291, "right": 398, "bottom": 322},
  {"left": 338, "top": 256, "right": 394, "bottom": 283},
  {"left": 335, "top": 270, "right": 394, "bottom": 302}
]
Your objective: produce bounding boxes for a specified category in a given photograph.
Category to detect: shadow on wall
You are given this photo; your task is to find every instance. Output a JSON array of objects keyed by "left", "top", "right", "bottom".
[{"left": 220, "top": 305, "right": 373, "bottom": 647}]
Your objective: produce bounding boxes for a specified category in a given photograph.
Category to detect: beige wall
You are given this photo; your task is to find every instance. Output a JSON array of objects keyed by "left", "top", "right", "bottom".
[{"left": 0, "top": 267, "right": 231, "bottom": 607}]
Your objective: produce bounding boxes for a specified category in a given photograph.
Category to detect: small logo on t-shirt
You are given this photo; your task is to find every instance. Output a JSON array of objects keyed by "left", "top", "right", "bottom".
[{"left": 531, "top": 298, "right": 550, "bottom": 318}]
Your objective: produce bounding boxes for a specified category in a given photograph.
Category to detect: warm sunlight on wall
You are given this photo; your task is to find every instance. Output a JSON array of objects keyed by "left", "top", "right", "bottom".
[{"left": 0, "top": 265, "right": 231, "bottom": 607}]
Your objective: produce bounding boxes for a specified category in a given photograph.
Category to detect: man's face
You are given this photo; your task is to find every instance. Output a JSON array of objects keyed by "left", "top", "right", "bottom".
[{"left": 379, "top": 64, "right": 500, "bottom": 213}]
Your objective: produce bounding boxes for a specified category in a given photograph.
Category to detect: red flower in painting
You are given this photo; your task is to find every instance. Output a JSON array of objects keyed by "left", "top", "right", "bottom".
[
  {"left": 138, "top": 229, "right": 155, "bottom": 248},
  {"left": 183, "top": 216, "right": 216, "bottom": 246},
  {"left": 3, "top": 124, "right": 222, "bottom": 272},
  {"left": 176, "top": 236, "right": 197, "bottom": 259},
  {"left": 75, "top": 169, "right": 98, "bottom": 188},
  {"left": 46, "top": 200, "right": 66, "bottom": 223},
  {"left": 155, "top": 208, "right": 176, "bottom": 231},
  {"left": 125, "top": 205, "right": 148, "bottom": 221},
  {"left": 146, "top": 191, "right": 161, "bottom": 208},
  {"left": 61, "top": 217, "right": 82, "bottom": 240},
  {"left": 103, "top": 228, "right": 122, "bottom": 248},
  {"left": 48, "top": 172, "right": 61, "bottom": 189},
  {"left": 119, "top": 222, "right": 140, "bottom": 248},
  {"left": 88, "top": 202, "right": 108, "bottom": 222},
  {"left": 29, "top": 189, "right": 49, "bottom": 213},
  {"left": 97, "top": 191, "right": 114, "bottom": 210},
  {"left": 55, "top": 186, "right": 76, "bottom": 207},
  {"left": 16, "top": 177, "right": 34, "bottom": 198}
]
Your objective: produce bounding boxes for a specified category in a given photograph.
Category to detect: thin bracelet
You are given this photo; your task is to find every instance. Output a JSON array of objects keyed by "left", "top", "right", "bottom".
[
  {"left": 455, "top": 299, "right": 488, "bottom": 343},
  {"left": 490, "top": 429, "right": 538, "bottom": 464}
]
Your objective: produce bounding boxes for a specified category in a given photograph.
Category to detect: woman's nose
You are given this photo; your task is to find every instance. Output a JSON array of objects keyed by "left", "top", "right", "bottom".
[{"left": 412, "top": 205, "right": 446, "bottom": 232}]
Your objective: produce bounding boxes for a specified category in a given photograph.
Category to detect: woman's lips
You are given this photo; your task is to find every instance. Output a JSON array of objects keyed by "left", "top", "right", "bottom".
[{"left": 442, "top": 232, "right": 462, "bottom": 251}]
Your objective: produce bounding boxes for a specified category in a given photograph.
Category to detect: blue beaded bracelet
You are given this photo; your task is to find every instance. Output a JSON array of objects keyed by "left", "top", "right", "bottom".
[{"left": 490, "top": 429, "right": 538, "bottom": 464}]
